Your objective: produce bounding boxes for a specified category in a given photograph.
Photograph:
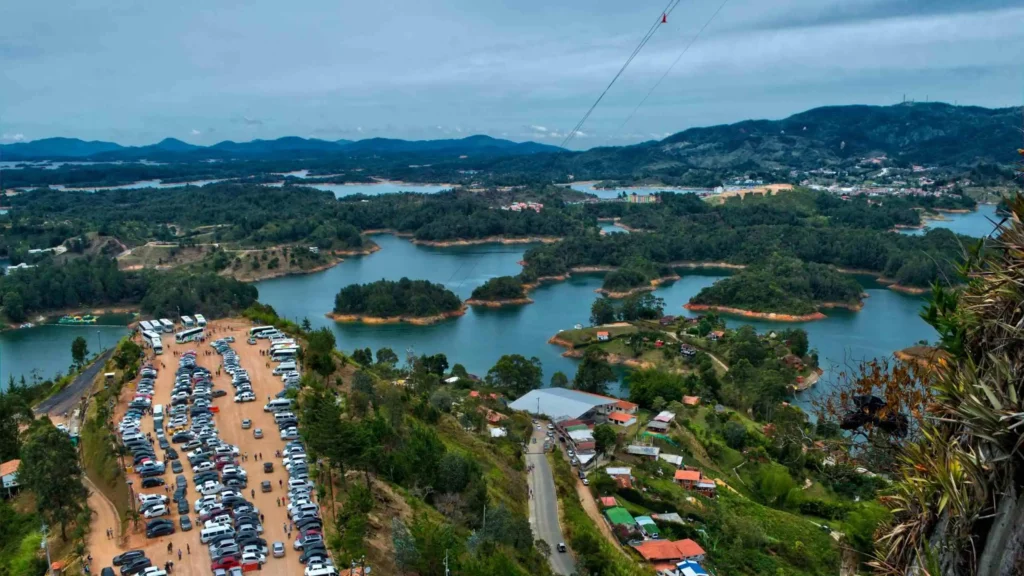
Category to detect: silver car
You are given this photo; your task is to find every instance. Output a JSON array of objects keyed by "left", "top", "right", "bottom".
[{"left": 272, "top": 541, "right": 285, "bottom": 558}]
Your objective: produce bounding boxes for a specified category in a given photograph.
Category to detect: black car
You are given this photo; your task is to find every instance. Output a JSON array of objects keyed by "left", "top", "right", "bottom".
[
  {"left": 101, "top": 568, "right": 116, "bottom": 576},
  {"left": 164, "top": 447, "right": 178, "bottom": 460},
  {"left": 180, "top": 515, "right": 193, "bottom": 531},
  {"left": 120, "top": 558, "right": 152, "bottom": 575},
  {"left": 141, "top": 477, "right": 165, "bottom": 488},
  {"left": 177, "top": 498, "right": 189, "bottom": 514},
  {"left": 112, "top": 550, "right": 145, "bottom": 566},
  {"left": 212, "top": 389, "right": 227, "bottom": 398},
  {"left": 170, "top": 460, "right": 183, "bottom": 473},
  {"left": 145, "top": 523, "right": 174, "bottom": 538},
  {"left": 263, "top": 462, "right": 274, "bottom": 473}
]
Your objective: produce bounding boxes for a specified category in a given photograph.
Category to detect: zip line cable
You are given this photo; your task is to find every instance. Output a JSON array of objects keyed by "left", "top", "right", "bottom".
[
  {"left": 615, "top": 0, "right": 732, "bottom": 136},
  {"left": 559, "top": 0, "right": 682, "bottom": 150}
]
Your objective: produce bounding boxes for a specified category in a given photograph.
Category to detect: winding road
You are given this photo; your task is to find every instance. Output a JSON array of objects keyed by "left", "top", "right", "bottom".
[{"left": 527, "top": 426, "right": 576, "bottom": 575}]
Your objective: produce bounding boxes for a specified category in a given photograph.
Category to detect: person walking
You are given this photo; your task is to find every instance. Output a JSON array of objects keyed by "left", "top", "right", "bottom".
[
  {"left": 186, "top": 544, "right": 190, "bottom": 555},
  {"left": 177, "top": 549, "right": 182, "bottom": 561}
]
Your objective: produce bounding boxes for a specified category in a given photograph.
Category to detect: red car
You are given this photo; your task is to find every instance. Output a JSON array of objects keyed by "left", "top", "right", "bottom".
[{"left": 211, "top": 556, "right": 240, "bottom": 570}]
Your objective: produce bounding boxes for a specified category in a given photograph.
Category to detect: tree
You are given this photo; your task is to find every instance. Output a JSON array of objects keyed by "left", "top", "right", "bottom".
[
  {"left": 590, "top": 297, "right": 617, "bottom": 326},
  {"left": 429, "top": 389, "right": 453, "bottom": 413},
  {"left": 352, "top": 370, "right": 377, "bottom": 406},
  {"left": 550, "top": 371, "right": 569, "bottom": 388},
  {"left": 301, "top": 317, "right": 312, "bottom": 331},
  {"left": 351, "top": 347, "right": 373, "bottom": 366},
  {"left": 71, "top": 336, "right": 89, "bottom": 367},
  {"left": 19, "top": 423, "right": 88, "bottom": 539},
  {"left": 392, "top": 518, "right": 420, "bottom": 573},
  {"left": 485, "top": 355, "right": 542, "bottom": 399},
  {"left": 723, "top": 421, "right": 748, "bottom": 449},
  {"left": 0, "top": 392, "right": 28, "bottom": 461},
  {"left": 450, "top": 363, "right": 469, "bottom": 380},
  {"left": 619, "top": 293, "right": 665, "bottom": 321},
  {"left": 573, "top": 348, "right": 616, "bottom": 396},
  {"left": 376, "top": 347, "right": 399, "bottom": 368},
  {"left": 783, "top": 328, "right": 809, "bottom": 357},
  {"left": 593, "top": 424, "right": 618, "bottom": 455},
  {"left": 306, "top": 327, "right": 337, "bottom": 377},
  {"left": 419, "top": 354, "right": 449, "bottom": 377}
]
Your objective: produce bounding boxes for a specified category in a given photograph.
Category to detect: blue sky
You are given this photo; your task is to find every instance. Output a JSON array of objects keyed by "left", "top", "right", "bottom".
[{"left": 2, "top": 0, "right": 1022, "bottom": 149}]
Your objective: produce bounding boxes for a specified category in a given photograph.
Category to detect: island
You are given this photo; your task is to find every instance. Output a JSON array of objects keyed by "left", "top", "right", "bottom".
[
  {"left": 597, "top": 259, "right": 680, "bottom": 298},
  {"left": 465, "top": 276, "right": 533, "bottom": 307},
  {"left": 685, "top": 257, "right": 865, "bottom": 321},
  {"left": 329, "top": 277, "right": 466, "bottom": 325}
]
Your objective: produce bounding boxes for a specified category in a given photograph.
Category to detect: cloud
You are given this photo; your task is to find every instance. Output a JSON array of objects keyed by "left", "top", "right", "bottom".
[
  {"left": 190, "top": 128, "right": 201, "bottom": 135},
  {"left": 530, "top": 125, "right": 548, "bottom": 132},
  {"left": 1, "top": 133, "right": 26, "bottom": 142},
  {"left": 241, "top": 116, "right": 263, "bottom": 126}
]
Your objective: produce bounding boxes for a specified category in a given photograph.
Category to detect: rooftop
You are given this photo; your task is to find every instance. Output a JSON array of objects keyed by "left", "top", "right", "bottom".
[
  {"left": 675, "top": 470, "right": 701, "bottom": 482},
  {"left": 607, "top": 411, "right": 635, "bottom": 423},
  {"left": 604, "top": 506, "right": 636, "bottom": 526},
  {"left": 633, "top": 539, "right": 705, "bottom": 561},
  {"left": 0, "top": 459, "right": 20, "bottom": 478},
  {"left": 508, "top": 387, "right": 619, "bottom": 420},
  {"left": 627, "top": 445, "right": 661, "bottom": 457}
]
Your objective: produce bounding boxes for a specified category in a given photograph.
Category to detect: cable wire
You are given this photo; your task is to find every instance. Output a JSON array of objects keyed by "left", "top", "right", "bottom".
[
  {"left": 560, "top": 0, "right": 682, "bottom": 149},
  {"left": 615, "top": 0, "right": 731, "bottom": 137}
]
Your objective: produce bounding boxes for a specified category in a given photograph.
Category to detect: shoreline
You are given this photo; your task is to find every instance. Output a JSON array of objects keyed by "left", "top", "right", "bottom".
[
  {"left": 465, "top": 297, "right": 534, "bottom": 308},
  {"left": 232, "top": 244, "right": 381, "bottom": 282},
  {"left": 363, "top": 230, "right": 562, "bottom": 247},
  {"left": 326, "top": 305, "right": 467, "bottom": 326},
  {"left": 685, "top": 303, "right": 827, "bottom": 322},
  {"left": 834, "top": 268, "right": 930, "bottom": 295},
  {"left": 546, "top": 335, "right": 654, "bottom": 369},
  {"left": 596, "top": 274, "right": 681, "bottom": 298}
]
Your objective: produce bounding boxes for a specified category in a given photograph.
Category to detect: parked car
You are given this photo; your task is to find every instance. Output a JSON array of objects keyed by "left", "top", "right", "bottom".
[
  {"left": 253, "top": 429, "right": 263, "bottom": 439},
  {"left": 180, "top": 515, "right": 193, "bottom": 531},
  {"left": 272, "top": 542, "right": 285, "bottom": 558},
  {"left": 241, "top": 419, "right": 252, "bottom": 430}
]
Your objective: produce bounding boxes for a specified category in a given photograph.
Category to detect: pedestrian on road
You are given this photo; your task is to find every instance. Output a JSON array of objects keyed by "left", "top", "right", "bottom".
[
  {"left": 260, "top": 513, "right": 264, "bottom": 523},
  {"left": 178, "top": 549, "right": 182, "bottom": 560},
  {"left": 186, "top": 544, "right": 190, "bottom": 555},
  {"left": 251, "top": 489, "right": 255, "bottom": 498},
  {"left": 279, "top": 479, "right": 283, "bottom": 488}
]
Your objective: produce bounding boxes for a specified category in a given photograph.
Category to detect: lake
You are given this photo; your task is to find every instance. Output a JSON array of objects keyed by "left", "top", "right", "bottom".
[
  {"left": 50, "top": 179, "right": 226, "bottom": 192},
  {"left": 254, "top": 234, "right": 935, "bottom": 404},
  {"left": 898, "top": 204, "right": 1001, "bottom": 238},
  {"left": 0, "top": 325, "right": 129, "bottom": 387},
  {"left": 599, "top": 222, "right": 629, "bottom": 234},
  {"left": 568, "top": 182, "right": 711, "bottom": 200}
]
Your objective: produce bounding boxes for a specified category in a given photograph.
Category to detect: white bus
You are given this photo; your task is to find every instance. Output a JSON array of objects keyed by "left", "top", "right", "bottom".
[
  {"left": 140, "top": 320, "right": 154, "bottom": 332},
  {"left": 175, "top": 327, "right": 205, "bottom": 344},
  {"left": 194, "top": 314, "right": 207, "bottom": 327},
  {"left": 159, "top": 319, "right": 174, "bottom": 333},
  {"left": 270, "top": 338, "right": 295, "bottom": 347},
  {"left": 248, "top": 326, "right": 276, "bottom": 338},
  {"left": 271, "top": 349, "right": 298, "bottom": 361},
  {"left": 143, "top": 330, "right": 163, "bottom": 342},
  {"left": 270, "top": 343, "right": 300, "bottom": 353},
  {"left": 150, "top": 335, "right": 164, "bottom": 355},
  {"left": 181, "top": 316, "right": 195, "bottom": 328}
]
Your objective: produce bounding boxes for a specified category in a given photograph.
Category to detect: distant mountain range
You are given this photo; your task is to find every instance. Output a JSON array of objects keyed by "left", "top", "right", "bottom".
[
  {"left": 0, "top": 134, "right": 562, "bottom": 160},
  {"left": 3, "top": 103, "right": 1020, "bottom": 170}
]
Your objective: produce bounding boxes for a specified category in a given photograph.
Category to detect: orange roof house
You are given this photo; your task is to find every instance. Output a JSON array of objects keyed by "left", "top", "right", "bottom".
[
  {"left": 615, "top": 399, "right": 639, "bottom": 413},
  {"left": 633, "top": 539, "right": 706, "bottom": 563},
  {"left": 596, "top": 331, "right": 610, "bottom": 341},
  {"left": 674, "top": 469, "right": 701, "bottom": 488},
  {"left": 469, "top": 391, "right": 480, "bottom": 398},
  {"left": 682, "top": 395, "right": 701, "bottom": 406},
  {"left": 607, "top": 411, "right": 636, "bottom": 427},
  {"left": 599, "top": 496, "right": 618, "bottom": 508},
  {"left": 0, "top": 459, "right": 20, "bottom": 479}
]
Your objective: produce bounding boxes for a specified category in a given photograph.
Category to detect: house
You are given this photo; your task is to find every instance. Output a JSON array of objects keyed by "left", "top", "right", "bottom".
[
  {"left": 781, "top": 354, "right": 805, "bottom": 370},
  {"left": 677, "top": 560, "right": 710, "bottom": 576},
  {"left": 674, "top": 469, "right": 701, "bottom": 489},
  {"left": 605, "top": 506, "right": 637, "bottom": 527},
  {"left": 308, "top": 246, "right": 319, "bottom": 254},
  {"left": 488, "top": 427, "right": 507, "bottom": 438},
  {"left": 604, "top": 467, "right": 632, "bottom": 478},
  {"left": 708, "top": 330, "right": 724, "bottom": 341},
  {"left": 659, "top": 453, "right": 684, "bottom": 468},
  {"left": 682, "top": 395, "right": 701, "bottom": 407},
  {"left": 633, "top": 539, "right": 706, "bottom": 569},
  {"left": 508, "top": 387, "right": 621, "bottom": 422},
  {"left": 653, "top": 411, "right": 675, "bottom": 423},
  {"left": 614, "top": 475, "right": 634, "bottom": 489},
  {"left": 596, "top": 331, "right": 610, "bottom": 342},
  {"left": 1, "top": 459, "right": 20, "bottom": 493},
  {"left": 615, "top": 399, "right": 639, "bottom": 414},
  {"left": 680, "top": 344, "right": 697, "bottom": 357},
  {"left": 607, "top": 411, "right": 637, "bottom": 427},
  {"left": 444, "top": 376, "right": 460, "bottom": 384},
  {"left": 635, "top": 515, "right": 660, "bottom": 538},
  {"left": 646, "top": 420, "right": 670, "bottom": 432},
  {"left": 627, "top": 445, "right": 661, "bottom": 459},
  {"left": 599, "top": 496, "right": 618, "bottom": 508},
  {"left": 652, "top": 512, "right": 685, "bottom": 525},
  {"left": 659, "top": 316, "right": 677, "bottom": 326}
]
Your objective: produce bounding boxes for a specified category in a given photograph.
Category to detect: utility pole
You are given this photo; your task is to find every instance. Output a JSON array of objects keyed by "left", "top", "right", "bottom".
[
  {"left": 41, "top": 523, "right": 53, "bottom": 575},
  {"left": 443, "top": 549, "right": 450, "bottom": 576}
]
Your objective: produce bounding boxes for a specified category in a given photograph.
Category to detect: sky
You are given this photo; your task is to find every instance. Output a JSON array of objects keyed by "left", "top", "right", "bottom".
[{"left": 2, "top": 0, "right": 1022, "bottom": 149}]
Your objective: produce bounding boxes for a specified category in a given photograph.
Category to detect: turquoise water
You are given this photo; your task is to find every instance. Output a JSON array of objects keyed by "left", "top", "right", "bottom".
[
  {"left": 254, "top": 235, "right": 935, "bottom": 403},
  {"left": 898, "top": 204, "right": 1000, "bottom": 238},
  {"left": 599, "top": 222, "right": 628, "bottom": 234},
  {"left": 50, "top": 179, "right": 226, "bottom": 192},
  {"left": 308, "top": 182, "right": 453, "bottom": 198},
  {"left": 0, "top": 325, "right": 129, "bottom": 387}
]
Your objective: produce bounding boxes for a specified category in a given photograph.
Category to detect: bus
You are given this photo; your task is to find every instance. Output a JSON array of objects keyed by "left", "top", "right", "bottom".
[
  {"left": 159, "top": 319, "right": 174, "bottom": 333},
  {"left": 270, "top": 343, "right": 299, "bottom": 353},
  {"left": 270, "top": 338, "right": 296, "bottom": 347},
  {"left": 175, "top": 327, "right": 205, "bottom": 344},
  {"left": 248, "top": 326, "right": 276, "bottom": 338},
  {"left": 271, "top": 349, "right": 298, "bottom": 361},
  {"left": 150, "top": 335, "right": 163, "bottom": 355},
  {"left": 181, "top": 316, "right": 195, "bottom": 328},
  {"left": 143, "top": 330, "right": 162, "bottom": 342},
  {"left": 140, "top": 320, "right": 154, "bottom": 332},
  {"left": 194, "top": 314, "right": 207, "bottom": 327}
]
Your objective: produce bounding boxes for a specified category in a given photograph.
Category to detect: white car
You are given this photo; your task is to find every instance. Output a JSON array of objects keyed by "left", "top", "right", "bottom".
[
  {"left": 138, "top": 493, "right": 168, "bottom": 505},
  {"left": 199, "top": 481, "right": 225, "bottom": 495},
  {"left": 241, "top": 552, "right": 266, "bottom": 566},
  {"left": 193, "top": 461, "right": 215, "bottom": 473},
  {"left": 142, "top": 504, "right": 168, "bottom": 518},
  {"left": 234, "top": 392, "right": 256, "bottom": 403},
  {"left": 280, "top": 427, "right": 299, "bottom": 440}
]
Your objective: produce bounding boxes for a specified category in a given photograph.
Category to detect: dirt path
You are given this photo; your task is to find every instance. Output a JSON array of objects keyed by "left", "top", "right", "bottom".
[
  {"left": 84, "top": 475, "right": 123, "bottom": 562},
  {"left": 573, "top": 479, "right": 631, "bottom": 558}
]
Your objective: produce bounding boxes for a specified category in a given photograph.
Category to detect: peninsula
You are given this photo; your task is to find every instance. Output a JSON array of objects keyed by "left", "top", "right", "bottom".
[{"left": 329, "top": 277, "right": 465, "bottom": 325}]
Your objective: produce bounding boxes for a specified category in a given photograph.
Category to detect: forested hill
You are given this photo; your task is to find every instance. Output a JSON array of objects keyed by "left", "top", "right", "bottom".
[{"left": 486, "top": 102, "right": 1022, "bottom": 183}]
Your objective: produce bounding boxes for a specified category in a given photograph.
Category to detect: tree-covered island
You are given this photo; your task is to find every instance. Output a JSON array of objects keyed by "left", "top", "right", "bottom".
[
  {"left": 686, "top": 257, "right": 865, "bottom": 320},
  {"left": 330, "top": 277, "right": 465, "bottom": 324},
  {"left": 465, "top": 276, "right": 533, "bottom": 307}
]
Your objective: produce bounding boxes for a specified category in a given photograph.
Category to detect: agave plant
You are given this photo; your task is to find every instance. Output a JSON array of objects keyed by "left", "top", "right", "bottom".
[{"left": 874, "top": 181, "right": 1024, "bottom": 575}]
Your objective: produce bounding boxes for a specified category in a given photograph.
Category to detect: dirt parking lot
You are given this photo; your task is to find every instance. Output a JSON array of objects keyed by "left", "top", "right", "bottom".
[{"left": 88, "top": 319, "right": 308, "bottom": 576}]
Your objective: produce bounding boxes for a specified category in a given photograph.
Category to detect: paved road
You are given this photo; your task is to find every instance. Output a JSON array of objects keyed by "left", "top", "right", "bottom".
[
  {"left": 34, "top": 349, "right": 115, "bottom": 416},
  {"left": 527, "top": 426, "right": 576, "bottom": 575}
]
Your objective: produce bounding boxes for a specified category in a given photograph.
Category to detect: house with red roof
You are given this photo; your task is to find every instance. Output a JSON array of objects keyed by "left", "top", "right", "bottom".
[
  {"left": 682, "top": 395, "right": 701, "bottom": 406},
  {"left": 633, "top": 539, "right": 706, "bottom": 570},
  {"left": 675, "top": 468, "right": 716, "bottom": 497},
  {"left": 599, "top": 496, "right": 618, "bottom": 508},
  {"left": 615, "top": 399, "right": 638, "bottom": 414},
  {"left": 1, "top": 459, "right": 21, "bottom": 494},
  {"left": 607, "top": 411, "right": 637, "bottom": 427}
]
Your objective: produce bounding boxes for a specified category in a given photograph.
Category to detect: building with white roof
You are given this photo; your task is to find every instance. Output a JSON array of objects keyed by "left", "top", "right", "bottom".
[{"left": 508, "top": 387, "right": 619, "bottom": 421}]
